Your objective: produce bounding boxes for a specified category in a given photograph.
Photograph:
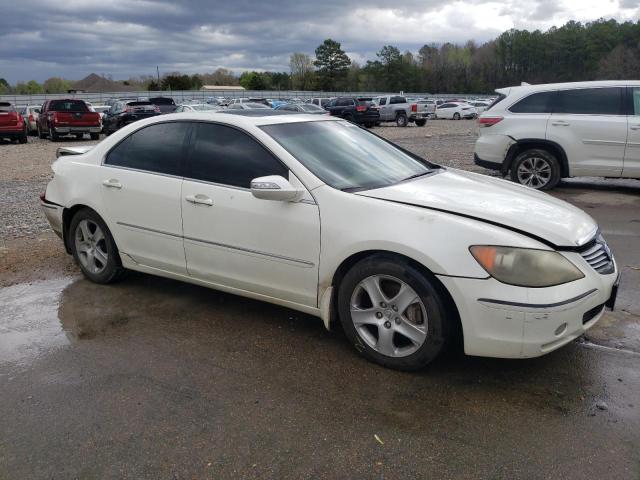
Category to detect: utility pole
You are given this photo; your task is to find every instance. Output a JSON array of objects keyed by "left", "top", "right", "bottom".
[{"left": 156, "top": 66, "right": 160, "bottom": 90}]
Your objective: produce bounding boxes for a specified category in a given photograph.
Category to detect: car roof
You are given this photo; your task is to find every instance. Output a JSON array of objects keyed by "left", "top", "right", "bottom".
[
  {"left": 147, "top": 110, "right": 339, "bottom": 128},
  {"left": 497, "top": 80, "right": 640, "bottom": 97}
]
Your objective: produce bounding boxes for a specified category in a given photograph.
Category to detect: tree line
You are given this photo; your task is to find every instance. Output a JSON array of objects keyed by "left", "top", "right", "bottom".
[{"left": 2, "top": 19, "right": 639, "bottom": 95}]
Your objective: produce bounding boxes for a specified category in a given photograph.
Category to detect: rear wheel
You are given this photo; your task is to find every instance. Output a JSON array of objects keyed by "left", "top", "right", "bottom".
[
  {"left": 338, "top": 255, "right": 452, "bottom": 371},
  {"left": 75, "top": 133, "right": 83, "bottom": 140},
  {"left": 69, "top": 209, "right": 125, "bottom": 284},
  {"left": 90, "top": 132, "right": 99, "bottom": 140},
  {"left": 18, "top": 128, "right": 28, "bottom": 144},
  {"left": 37, "top": 125, "right": 47, "bottom": 139},
  {"left": 415, "top": 119, "right": 427, "bottom": 127},
  {"left": 510, "top": 149, "right": 561, "bottom": 190},
  {"left": 453, "top": 112, "right": 461, "bottom": 120},
  {"left": 396, "top": 114, "right": 408, "bottom": 127},
  {"left": 49, "top": 126, "right": 59, "bottom": 142}
]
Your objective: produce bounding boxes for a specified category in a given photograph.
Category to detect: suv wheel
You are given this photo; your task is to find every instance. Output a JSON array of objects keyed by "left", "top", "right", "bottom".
[
  {"left": 396, "top": 114, "right": 408, "bottom": 127},
  {"left": 510, "top": 149, "right": 561, "bottom": 190},
  {"left": 49, "top": 126, "right": 59, "bottom": 142},
  {"left": 338, "top": 255, "right": 452, "bottom": 371},
  {"left": 37, "top": 125, "right": 47, "bottom": 139}
]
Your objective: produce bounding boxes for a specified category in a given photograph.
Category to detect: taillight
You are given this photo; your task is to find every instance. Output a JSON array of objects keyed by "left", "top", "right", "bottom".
[
  {"left": 478, "top": 116, "right": 503, "bottom": 127},
  {"left": 49, "top": 112, "right": 57, "bottom": 124},
  {"left": 411, "top": 104, "right": 417, "bottom": 112},
  {"left": 124, "top": 106, "right": 132, "bottom": 113},
  {"left": 356, "top": 105, "right": 367, "bottom": 112},
  {"left": 29, "top": 114, "right": 34, "bottom": 122}
]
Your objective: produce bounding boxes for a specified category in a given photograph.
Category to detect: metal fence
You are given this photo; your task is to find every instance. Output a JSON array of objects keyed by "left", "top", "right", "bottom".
[{"left": 0, "top": 90, "right": 492, "bottom": 106}]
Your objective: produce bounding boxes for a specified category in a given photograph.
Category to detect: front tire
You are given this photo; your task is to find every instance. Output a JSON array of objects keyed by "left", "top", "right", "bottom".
[
  {"left": 510, "top": 148, "right": 561, "bottom": 190},
  {"left": 338, "top": 255, "right": 452, "bottom": 371},
  {"left": 69, "top": 208, "right": 125, "bottom": 284}
]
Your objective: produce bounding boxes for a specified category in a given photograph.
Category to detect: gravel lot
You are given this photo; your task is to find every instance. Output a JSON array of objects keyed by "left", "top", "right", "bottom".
[{"left": 0, "top": 119, "right": 481, "bottom": 240}]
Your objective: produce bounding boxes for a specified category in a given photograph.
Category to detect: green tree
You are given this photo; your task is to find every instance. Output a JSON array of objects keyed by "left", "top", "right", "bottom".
[
  {"left": 314, "top": 39, "right": 351, "bottom": 91},
  {"left": 0, "top": 78, "right": 9, "bottom": 94},
  {"left": 43, "top": 77, "right": 71, "bottom": 93},
  {"left": 239, "top": 71, "right": 266, "bottom": 90},
  {"left": 15, "top": 80, "right": 43, "bottom": 94}
]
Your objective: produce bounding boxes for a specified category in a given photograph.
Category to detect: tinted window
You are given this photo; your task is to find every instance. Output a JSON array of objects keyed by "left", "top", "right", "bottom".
[
  {"left": 632, "top": 88, "right": 640, "bottom": 116},
  {"left": 554, "top": 88, "right": 623, "bottom": 115},
  {"left": 509, "top": 92, "right": 554, "bottom": 113},
  {"left": 378, "top": 98, "right": 387, "bottom": 106},
  {"left": 337, "top": 98, "right": 354, "bottom": 107},
  {"left": 49, "top": 100, "right": 88, "bottom": 112},
  {"left": 149, "top": 97, "right": 175, "bottom": 105},
  {"left": 320, "top": 99, "right": 330, "bottom": 107},
  {"left": 105, "top": 122, "right": 189, "bottom": 175},
  {"left": 390, "top": 96, "right": 406, "bottom": 104},
  {"left": 186, "top": 123, "right": 288, "bottom": 188}
]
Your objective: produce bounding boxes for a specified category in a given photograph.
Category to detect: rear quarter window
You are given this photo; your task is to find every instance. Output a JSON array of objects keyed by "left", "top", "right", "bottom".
[{"left": 508, "top": 91, "right": 554, "bottom": 114}]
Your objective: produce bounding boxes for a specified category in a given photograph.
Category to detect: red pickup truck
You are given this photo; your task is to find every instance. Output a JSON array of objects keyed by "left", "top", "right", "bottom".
[
  {"left": 37, "top": 99, "right": 101, "bottom": 141},
  {"left": 0, "top": 102, "right": 28, "bottom": 143}
]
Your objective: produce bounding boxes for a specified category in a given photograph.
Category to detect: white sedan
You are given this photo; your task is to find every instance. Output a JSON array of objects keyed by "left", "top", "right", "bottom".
[
  {"left": 435, "top": 102, "right": 477, "bottom": 120},
  {"left": 41, "top": 111, "right": 618, "bottom": 370}
]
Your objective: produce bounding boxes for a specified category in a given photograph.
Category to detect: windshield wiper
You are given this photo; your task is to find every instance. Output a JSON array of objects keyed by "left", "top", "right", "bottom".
[{"left": 398, "top": 170, "right": 433, "bottom": 183}]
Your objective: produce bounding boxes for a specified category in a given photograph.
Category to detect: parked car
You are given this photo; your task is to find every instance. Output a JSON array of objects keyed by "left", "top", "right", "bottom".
[
  {"left": 37, "top": 99, "right": 101, "bottom": 140},
  {"left": 40, "top": 111, "right": 618, "bottom": 371},
  {"left": 17, "top": 105, "right": 40, "bottom": 135},
  {"left": 0, "top": 102, "right": 28, "bottom": 143},
  {"left": 475, "top": 80, "right": 640, "bottom": 190},
  {"left": 229, "top": 98, "right": 271, "bottom": 107},
  {"left": 149, "top": 97, "right": 177, "bottom": 113},
  {"left": 175, "top": 104, "right": 221, "bottom": 112},
  {"left": 435, "top": 102, "right": 477, "bottom": 120},
  {"left": 374, "top": 95, "right": 429, "bottom": 127},
  {"left": 325, "top": 97, "right": 380, "bottom": 126},
  {"left": 267, "top": 99, "right": 289, "bottom": 109},
  {"left": 228, "top": 102, "right": 272, "bottom": 110},
  {"left": 470, "top": 101, "right": 491, "bottom": 114},
  {"left": 103, "top": 100, "right": 161, "bottom": 135},
  {"left": 308, "top": 97, "right": 332, "bottom": 108},
  {"left": 274, "top": 103, "right": 329, "bottom": 114},
  {"left": 415, "top": 100, "right": 437, "bottom": 117}
]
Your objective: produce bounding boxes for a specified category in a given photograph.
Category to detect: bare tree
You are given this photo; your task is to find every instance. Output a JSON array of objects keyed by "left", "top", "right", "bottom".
[{"left": 289, "top": 53, "right": 315, "bottom": 90}]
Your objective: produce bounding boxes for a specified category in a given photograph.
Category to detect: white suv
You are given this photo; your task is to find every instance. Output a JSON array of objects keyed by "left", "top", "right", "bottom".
[{"left": 474, "top": 81, "right": 640, "bottom": 189}]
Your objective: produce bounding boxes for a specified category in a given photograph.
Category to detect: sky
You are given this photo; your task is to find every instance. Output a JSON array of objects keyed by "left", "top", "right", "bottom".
[{"left": 0, "top": 0, "right": 638, "bottom": 83}]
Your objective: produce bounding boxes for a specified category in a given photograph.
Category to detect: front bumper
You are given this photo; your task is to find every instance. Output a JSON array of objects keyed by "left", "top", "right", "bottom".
[
  {"left": 40, "top": 199, "right": 64, "bottom": 240},
  {"left": 437, "top": 255, "right": 618, "bottom": 359}
]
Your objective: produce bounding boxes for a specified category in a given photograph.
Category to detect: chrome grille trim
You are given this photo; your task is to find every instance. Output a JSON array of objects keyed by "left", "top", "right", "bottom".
[{"left": 577, "top": 234, "right": 614, "bottom": 275}]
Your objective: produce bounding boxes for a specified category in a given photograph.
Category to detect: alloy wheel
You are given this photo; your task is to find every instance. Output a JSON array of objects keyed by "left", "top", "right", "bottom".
[
  {"left": 74, "top": 219, "right": 108, "bottom": 274},
  {"left": 350, "top": 275, "right": 428, "bottom": 357},
  {"left": 517, "top": 157, "right": 552, "bottom": 188}
]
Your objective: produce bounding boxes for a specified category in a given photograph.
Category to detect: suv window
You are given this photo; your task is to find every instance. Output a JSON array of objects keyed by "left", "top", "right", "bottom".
[
  {"left": 185, "top": 123, "right": 288, "bottom": 188},
  {"left": 378, "top": 98, "right": 387, "bottom": 106},
  {"left": 509, "top": 92, "right": 554, "bottom": 114},
  {"left": 632, "top": 88, "right": 640, "bottom": 115},
  {"left": 554, "top": 87, "right": 623, "bottom": 115},
  {"left": 390, "top": 96, "right": 406, "bottom": 104},
  {"left": 337, "top": 98, "right": 354, "bottom": 107},
  {"left": 105, "top": 122, "right": 189, "bottom": 175}
]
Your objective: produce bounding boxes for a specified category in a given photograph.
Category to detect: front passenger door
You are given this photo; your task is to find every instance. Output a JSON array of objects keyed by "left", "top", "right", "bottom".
[
  {"left": 181, "top": 122, "right": 321, "bottom": 307},
  {"left": 623, "top": 87, "right": 640, "bottom": 178}
]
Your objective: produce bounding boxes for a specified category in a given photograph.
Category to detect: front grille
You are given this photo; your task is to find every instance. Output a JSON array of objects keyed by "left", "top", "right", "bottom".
[
  {"left": 577, "top": 234, "right": 614, "bottom": 275},
  {"left": 583, "top": 303, "right": 605, "bottom": 324}
]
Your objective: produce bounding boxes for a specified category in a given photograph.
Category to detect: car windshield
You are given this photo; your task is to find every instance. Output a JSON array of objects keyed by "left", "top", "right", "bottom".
[
  {"left": 300, "top": 104, "right": 324, "bottom": 112},
  {"left": 261, "top": 120, "right": 434, "bottom": 192},
  {"left": 190, "top": 104, "right": 218, "bottom": 111}
]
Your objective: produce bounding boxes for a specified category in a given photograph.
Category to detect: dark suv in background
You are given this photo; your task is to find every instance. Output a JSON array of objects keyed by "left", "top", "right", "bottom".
[
  {"left": 103, "top": 100, "right": 161, "bottom": 135},
  {"left": 149, "top": 97, "right": 177, "bottom": 113},
  {"left": 325, "top": 97, "right": 380, "bottom": 127}
]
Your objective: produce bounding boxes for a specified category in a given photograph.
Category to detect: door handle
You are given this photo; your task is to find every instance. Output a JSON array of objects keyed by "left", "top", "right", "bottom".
[
  {"left": 551, "top": 121, "right": 570, "bottom": 126},
  {"left": 630, "top": 124, "right": 640, "bottom": 130},
  {"left": 102, "top": 179, "right": 122, "bottom": 189},
  {"left": 185, "top": 194, "right": 213, "bottom": 206}
]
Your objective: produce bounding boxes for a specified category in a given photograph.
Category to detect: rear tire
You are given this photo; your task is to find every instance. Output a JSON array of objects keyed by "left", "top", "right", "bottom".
[
  {"left": 396, "top": 114, "right": 408, "bottom": 127},
  {"left": 18, "top": 129, "right": 28, "bottom": 144},
  {"left": 415, "top": 119, "right": 427, "bottom": 127},
  {"left": 75, "top": 133, "right": 83, "bottom": 140},
  {"left": 38, "top": 125, "right": 47, "bottom": 139},
  {"left": 69, "top": 208, "right": 126, "bottom": 284},
  {"left": 453, "top": 112, "right": 461, "bottom": 120},
  {"left": 90, "top": 132, "right": 99, "bottom": 140},
  {"left": 49, "top": 126, "right": 59, "bottom": 142},
  {"left": 510, "top": 148, "right": 561, "bottom": 190},
  {"left": 338, "top": 255, "right": 452, "bottom": 371}
]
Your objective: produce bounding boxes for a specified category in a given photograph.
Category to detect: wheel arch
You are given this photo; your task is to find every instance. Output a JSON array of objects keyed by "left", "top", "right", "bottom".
[
  {"left": 62, "top": 204, "right": 113, "bottom": 254},
  {"left": 504, "top": 139, "right": 569, "bottom": 177},
  {"left": 328, "top": 249, "right": 463, "bottom": 344}
]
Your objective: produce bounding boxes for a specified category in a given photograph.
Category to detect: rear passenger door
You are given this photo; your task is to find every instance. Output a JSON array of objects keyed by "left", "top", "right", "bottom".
[
  {"left": 181, "top": 122, "right": 321, "bottom": 307},
  {"left": 547, "top": 87, "right": 626, "bottom": 177}
]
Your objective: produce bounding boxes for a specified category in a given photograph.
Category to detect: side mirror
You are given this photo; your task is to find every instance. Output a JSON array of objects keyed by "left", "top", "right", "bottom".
[{"left": 250, "top": 175, "right": 303, "bottom": 202}]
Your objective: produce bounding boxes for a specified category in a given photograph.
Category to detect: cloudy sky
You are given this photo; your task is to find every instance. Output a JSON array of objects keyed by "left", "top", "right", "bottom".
[{"left": 1, "top": 0, "right": 638, "bottom": 83}]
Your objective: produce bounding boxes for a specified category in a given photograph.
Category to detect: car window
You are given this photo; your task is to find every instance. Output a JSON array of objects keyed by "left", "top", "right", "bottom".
[
  {"left": 185, "top": 122, "right": 288, "bottom": 188},
  {"left": 49, "top": 100, "right": 89, "bottom": 112},
  {"left": 554, "top": 87, "right": 623, "bottom": 115},
  {"left": 378, "top": 98, "right": 387, "bottom": 106},
  {"left": 337, "top": 98, "right": 354, "bottom": 107},
  {"left": 390, "top": 96, "right": 406, "bottom": 104},
  {"left": 105, "top": 122, "right": 189, "bottom": 176},
  {"left": 0, "top": 102, "right": 15, "bottom": 112},
  {"left": 509, "top": 92, "right": 554, "bottom": 114},
  {"left": 320, "top": 99, "right": 330, "bottom": 107},
  {"left": 632, "top": 88, "right": 640, "bottom": 115}
]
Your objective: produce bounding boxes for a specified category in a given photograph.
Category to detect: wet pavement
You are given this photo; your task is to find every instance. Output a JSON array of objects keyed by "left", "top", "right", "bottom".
[{"left": 1, "top": 179, "right": 639, "bottom": 479}]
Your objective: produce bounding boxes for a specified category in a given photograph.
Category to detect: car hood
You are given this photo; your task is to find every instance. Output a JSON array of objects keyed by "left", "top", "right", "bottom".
[{"left": 357, "top": 169, "right": 597, "bottom": 248}]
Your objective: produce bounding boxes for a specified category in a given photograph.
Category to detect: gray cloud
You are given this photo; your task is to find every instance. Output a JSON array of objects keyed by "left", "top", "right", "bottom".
[{"left": 0, "top": 0, "right": 637, "bottom": 82}]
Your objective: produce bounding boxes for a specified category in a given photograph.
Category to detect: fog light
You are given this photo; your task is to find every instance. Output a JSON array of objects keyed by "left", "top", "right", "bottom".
[{"left": 554, "top": 323, "right": 568, "bottom": 336}]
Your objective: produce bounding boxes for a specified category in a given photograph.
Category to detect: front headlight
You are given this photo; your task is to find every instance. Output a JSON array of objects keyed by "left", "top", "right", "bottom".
[{"left": 470, "top": 246, "right": 584, "bottom": 287}]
